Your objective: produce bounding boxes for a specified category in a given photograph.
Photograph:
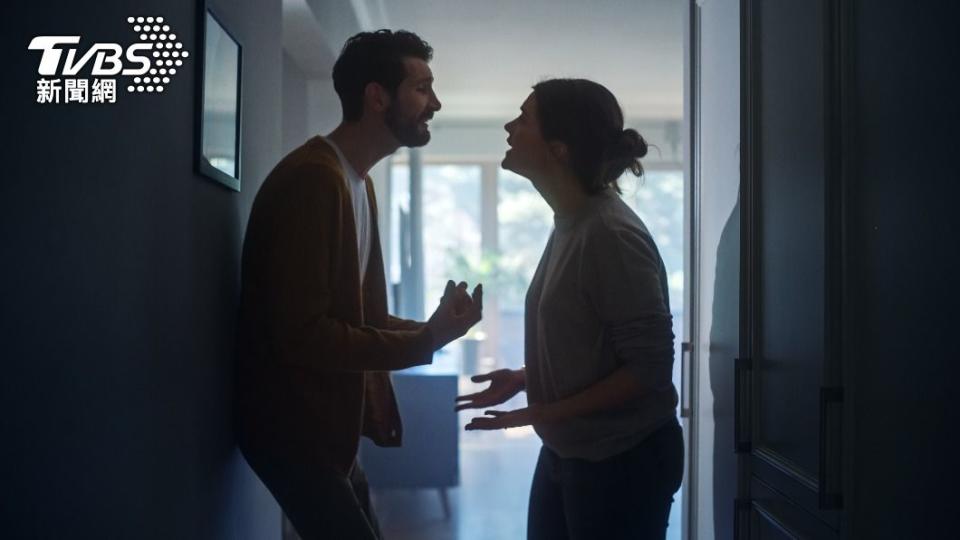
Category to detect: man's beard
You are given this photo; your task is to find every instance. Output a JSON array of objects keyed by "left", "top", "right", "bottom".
[{"left": 385, "top": 103, "right": 431, "bottom": 147}]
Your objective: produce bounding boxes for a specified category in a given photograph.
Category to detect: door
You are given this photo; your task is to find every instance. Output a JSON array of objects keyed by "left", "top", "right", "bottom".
[{"left": 737, "top": 0, "right": 845, "bottom": 537}]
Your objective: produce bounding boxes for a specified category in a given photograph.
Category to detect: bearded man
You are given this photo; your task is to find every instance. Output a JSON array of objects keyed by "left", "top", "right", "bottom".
[{"left": 236, "top": 30, "right": 482, "bottom": 540}]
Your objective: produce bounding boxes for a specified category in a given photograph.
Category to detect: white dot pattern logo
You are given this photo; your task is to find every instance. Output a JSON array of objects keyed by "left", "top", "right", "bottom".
[{"left": 126, "top": 15, "right": 189, "bottom": 94}]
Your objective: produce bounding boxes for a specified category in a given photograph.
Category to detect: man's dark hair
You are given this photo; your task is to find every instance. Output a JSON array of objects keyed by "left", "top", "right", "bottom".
[{"left": 332, "top": 30, "right": 433, "bottom": 122}]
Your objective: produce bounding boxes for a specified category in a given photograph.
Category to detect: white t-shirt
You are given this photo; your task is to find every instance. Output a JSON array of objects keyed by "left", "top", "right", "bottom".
[{"left": 323, "top": 137, "right": 371, "bottom": 280}]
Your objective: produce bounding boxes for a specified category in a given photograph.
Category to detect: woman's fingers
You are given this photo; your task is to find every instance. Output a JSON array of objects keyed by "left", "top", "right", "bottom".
[
  {"left": 464, "top": 407, "right": 533, "bottom": 430},
  {"left": 455, "top": 391, "right": 506, "bottom": 411},
  {"left": 456, "top": 370, "right": 515, "bottom": 411},
  {"left": 471, "top": 369, "right": 508, "bottom": 383},
  {"left": 470, "top": 372, "right": 493, "bottom": 383},
  {"left": 465, "top": 411, "right": 511, "bottom": 430},
  {"left": 454, "top": 389, "right": 494, "bottom": 411},
  {"left": 465, "top": 418, "right": 502, "bottom": 430},
  {"left": 455, "top": 390, "right": 485, "bottom": 401},
  {"left": 455, "top": 398, "right": 490, "bottom": 411}
]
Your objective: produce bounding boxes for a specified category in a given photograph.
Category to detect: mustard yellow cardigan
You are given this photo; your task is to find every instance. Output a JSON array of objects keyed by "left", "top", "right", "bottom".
[{"left": 236, "top": 136, "right": 434, "bottom": 474}]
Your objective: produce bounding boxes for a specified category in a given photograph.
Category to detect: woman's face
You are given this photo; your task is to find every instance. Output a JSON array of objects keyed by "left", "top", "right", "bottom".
[{"left": 502, "top": 93, "right": 557, "bottom": 180}]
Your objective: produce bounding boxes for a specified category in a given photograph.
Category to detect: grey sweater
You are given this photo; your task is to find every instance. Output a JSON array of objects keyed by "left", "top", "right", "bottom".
[{"left": 525, "top": 188, "right": 678, "bottom": 461}]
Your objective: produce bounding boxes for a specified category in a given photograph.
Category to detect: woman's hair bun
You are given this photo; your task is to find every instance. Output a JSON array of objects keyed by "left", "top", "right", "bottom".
[
  {"left": 531, "top": 78, "right": 649, "bottom": 192},
  {"left": 599, "top": 128, "right": 647, "bottom": 184},
  {"left": 616, "top": 128, "right": 648, "bottom": 160}
]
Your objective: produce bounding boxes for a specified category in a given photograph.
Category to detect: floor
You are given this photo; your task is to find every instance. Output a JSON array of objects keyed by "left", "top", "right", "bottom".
[{"left": 370, "top": 380, "right": 684, "bottom": 540}]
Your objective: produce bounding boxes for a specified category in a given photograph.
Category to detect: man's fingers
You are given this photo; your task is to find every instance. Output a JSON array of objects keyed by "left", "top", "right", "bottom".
[
  {"left": 457, "top": 281, "right": 468, "bottom": 290},
  {"left": 451, "top": 284, "right": 483, "bottom": 327},
  {"left": 472, "top": 284, "right": 483, "bottom": 312}
]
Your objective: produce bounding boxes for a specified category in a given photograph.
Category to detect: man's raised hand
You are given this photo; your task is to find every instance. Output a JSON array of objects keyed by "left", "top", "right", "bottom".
[{"left": 426, "top": 280, "right": 483, "bottom": 351}]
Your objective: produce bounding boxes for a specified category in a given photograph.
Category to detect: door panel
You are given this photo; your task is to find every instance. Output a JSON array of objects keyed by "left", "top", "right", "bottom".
[
  {"left": 756, "top": 0, "right": 825, "bottom": 483},
  {"left": 749, "top": 479, "right": 838, "bottom": 540},
  {"left": 740, "top": 0, "right": 844, "bottom": 535}
]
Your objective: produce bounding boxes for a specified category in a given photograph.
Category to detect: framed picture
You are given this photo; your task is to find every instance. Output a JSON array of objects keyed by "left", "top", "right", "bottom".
[{"left": 195, "top": 3, "right": 242, "bottom": 191}]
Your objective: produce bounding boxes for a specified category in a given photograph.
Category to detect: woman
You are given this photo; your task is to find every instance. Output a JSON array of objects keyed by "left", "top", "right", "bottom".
[{"left": 455, "top": 78, "right": 682, "bottom": 540}]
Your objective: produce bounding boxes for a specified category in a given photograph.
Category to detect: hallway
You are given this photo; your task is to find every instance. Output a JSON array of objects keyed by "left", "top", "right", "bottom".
[{"left": 3, "top": 1, "right": 958, "bottom": 539}]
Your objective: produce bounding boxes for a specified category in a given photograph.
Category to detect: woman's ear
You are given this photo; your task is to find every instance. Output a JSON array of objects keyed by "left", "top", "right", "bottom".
[{"left": 548, "top": 141, "right": 569, "bottom": 163}]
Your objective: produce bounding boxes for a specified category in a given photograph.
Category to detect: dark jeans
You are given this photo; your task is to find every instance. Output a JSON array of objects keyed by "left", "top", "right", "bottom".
[
  {"left": 528, "top": 419, "right": 684, "bottom": 540},
  {"left": 242, "top": 446, "right": 381, "bottom": 540}
]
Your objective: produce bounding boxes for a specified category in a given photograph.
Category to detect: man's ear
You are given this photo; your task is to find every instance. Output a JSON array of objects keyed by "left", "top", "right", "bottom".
[{"left": 363, "top": 82, "right": 391, "bottom": 114}]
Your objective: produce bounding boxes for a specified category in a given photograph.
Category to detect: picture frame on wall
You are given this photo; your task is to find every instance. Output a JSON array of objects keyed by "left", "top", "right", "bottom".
[{"left": 195, "top": 2, "right": 242, "bottom": 191}]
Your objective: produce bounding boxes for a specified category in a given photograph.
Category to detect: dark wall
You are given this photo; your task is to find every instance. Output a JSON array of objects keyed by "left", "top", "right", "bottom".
[
  {"left": 849, "top": 2, "right": 960, "bottom": 537},
  {"left": 0, "top": 0, "right": 282, "bottom": 537},
  {"left": 282, "top": 51, "right": 309, "bottom": 155}
]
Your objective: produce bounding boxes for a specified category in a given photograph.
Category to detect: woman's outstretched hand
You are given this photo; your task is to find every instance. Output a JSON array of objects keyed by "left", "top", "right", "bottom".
[
  {"left": 455, "top": 368, "right": 526, "bottom": 412},
  {"left": 464, "top": 405, "right": 543, "bottom": 431}
]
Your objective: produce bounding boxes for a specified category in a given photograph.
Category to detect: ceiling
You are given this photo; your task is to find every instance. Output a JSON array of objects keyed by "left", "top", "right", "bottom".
[{"left": 283, "top": 0, "right": 684, "bottom": 122}]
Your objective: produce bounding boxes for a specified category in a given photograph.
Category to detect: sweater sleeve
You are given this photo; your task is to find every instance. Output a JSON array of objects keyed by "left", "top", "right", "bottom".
[
  {"left": 258, "top": 162, "right": 435, "bottom": 372},
  {"left": 580, "top": 221, "right": 675, "bottom": 392},
  {"left": 386, "top": 315, "right": 427, "bottom": 332}
]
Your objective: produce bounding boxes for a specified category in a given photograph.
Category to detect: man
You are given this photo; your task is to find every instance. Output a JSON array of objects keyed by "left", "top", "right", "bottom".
[{"left": 236, "top": 30, "right": 481, "bottom": 539}]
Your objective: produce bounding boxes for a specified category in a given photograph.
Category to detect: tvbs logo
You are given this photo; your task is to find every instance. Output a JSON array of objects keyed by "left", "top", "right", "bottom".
[
  {"left": 28, "top": 16, "right": 189, "bottom": 104},
  {"left": 29, "top": 36, "right": 153, "bottom": 76}
]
